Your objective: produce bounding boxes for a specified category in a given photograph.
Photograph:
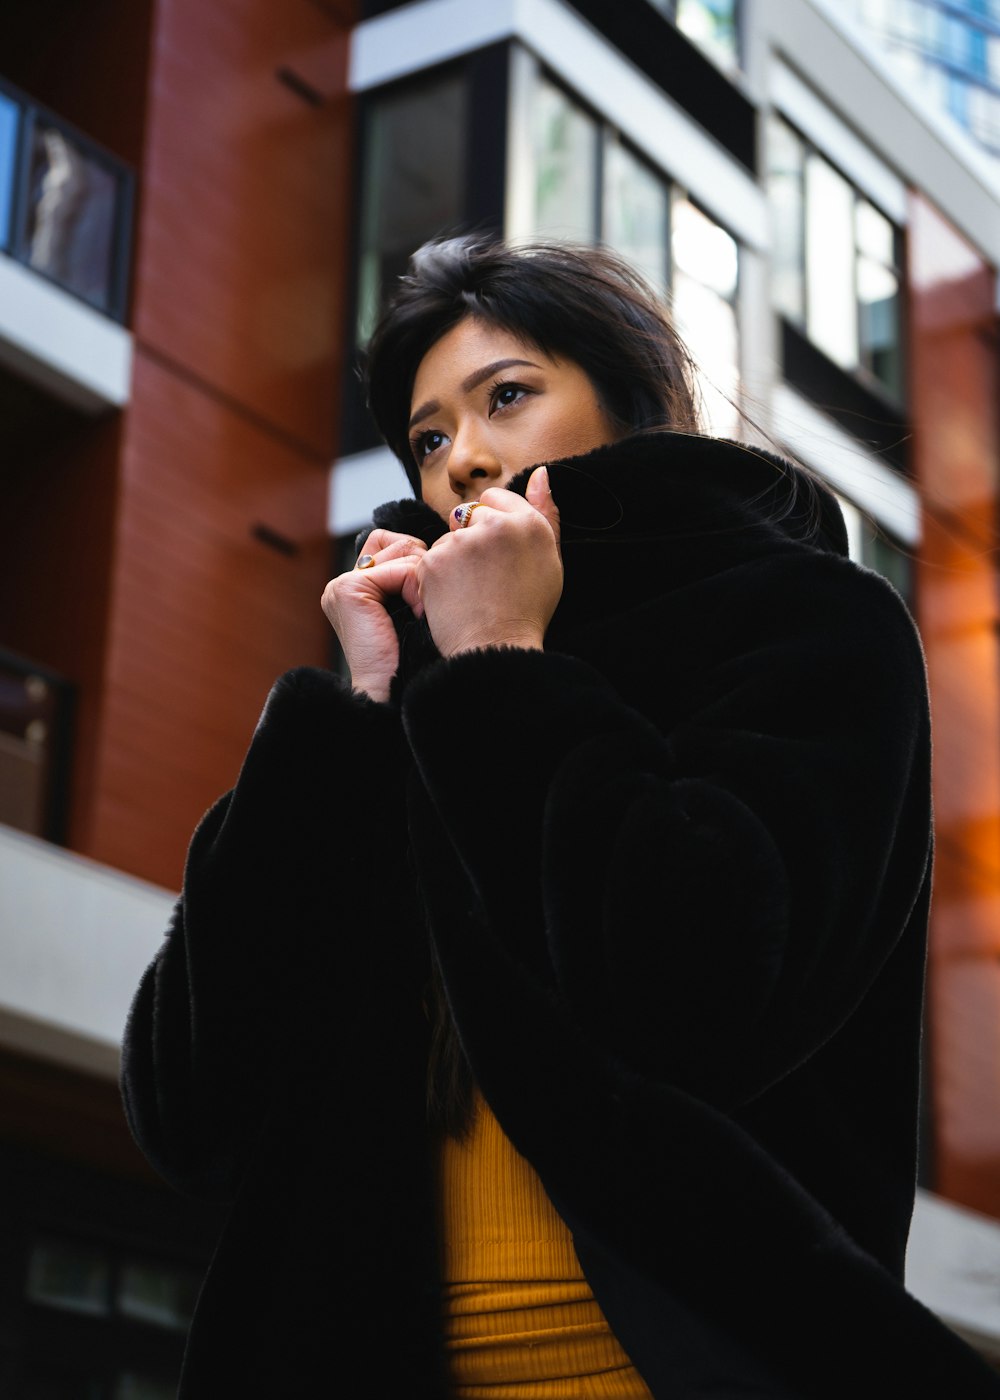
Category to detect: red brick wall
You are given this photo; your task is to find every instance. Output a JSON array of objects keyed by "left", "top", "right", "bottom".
[
  {"left": 909, "top": 191, "right": 1000, "bottom": 1216},
  {"left": 80, "top": 0, "right": 356, "bottom": 886}
]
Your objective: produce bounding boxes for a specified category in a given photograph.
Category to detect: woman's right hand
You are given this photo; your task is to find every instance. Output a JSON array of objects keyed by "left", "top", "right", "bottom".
[{"left": 321, "top": 530, "right": 426, "bottom": 703}]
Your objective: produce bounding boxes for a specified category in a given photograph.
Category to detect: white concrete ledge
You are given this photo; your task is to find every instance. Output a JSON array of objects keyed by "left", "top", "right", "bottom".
[
  {"left": 0, "top": 254, "right": 133, "bottom": 412},
  {"left": 0, "top": 825, "right": 174, "bottom": 1078},
  {"left": 908, "top": 1189, "right": 1000, "bottom": 1361},
  {"left": 329, "top": 444, "right": 412, "bottom": 536}
]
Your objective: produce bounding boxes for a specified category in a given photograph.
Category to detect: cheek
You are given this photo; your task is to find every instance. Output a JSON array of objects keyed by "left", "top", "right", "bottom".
[
  {"left": 421, "top": 472, "right": 454, "bottom": 521},
  {"left": 554, "top": 399, "right": 616, "bottom": 455}
]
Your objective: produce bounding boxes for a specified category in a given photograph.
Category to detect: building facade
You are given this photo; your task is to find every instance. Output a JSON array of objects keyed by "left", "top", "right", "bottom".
[
  {"left": 2, "top": 0, "right": 1000, "bottom": 1391},
  {"left": 849, "top": 0, "right": 1000, "bottom": 160}
]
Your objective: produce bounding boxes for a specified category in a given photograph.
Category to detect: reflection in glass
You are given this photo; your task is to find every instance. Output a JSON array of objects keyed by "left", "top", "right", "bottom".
[
  {"left": 672, "top": 196, "right": 737, "bottom": 298},
  {"left": 768, "top": 118, "right": 805, "bottom": 324},
  {"left": 804, "top": 153, "right": 856, "bottom": 371},
  {"left": 26, "top": 1236, "right": 111, "bottom": 1316},
  {"left": 27, "top": 124, "right": 117, "bottom": 312},
  {"left": 855, "top": 198, "right": 901, "bottom": 396},
  {"left": 118, "top": 1259, "right": 200, "bottom": 1331},
  {"left": 855, "top": 198, "right": 894, "bottom": 264},
  {"left": 356, "top": 71, "right": 465, "bottom": 346},
  {"left": 0, "top": 93, "right": 18, "bottom": 250},
  {"left": 603, "top": 137, "right": 669, "bottom": 292},
  {"left": 672, "top": 196, "right": 740, "bottom": 438},
  {"left": 675, "top": 0, "right": 740, "bottom": 69},
  {"left": 531, "top": 75, "right": 599, "bottom": 240}
]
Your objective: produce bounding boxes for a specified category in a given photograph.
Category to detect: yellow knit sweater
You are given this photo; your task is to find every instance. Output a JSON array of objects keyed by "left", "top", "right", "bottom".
[{"left": 437, "top": 1093, "right": 654, "bottom": 1398}]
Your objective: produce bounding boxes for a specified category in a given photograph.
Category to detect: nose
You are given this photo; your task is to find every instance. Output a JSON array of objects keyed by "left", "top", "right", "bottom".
[{"left": 446, "top": 421, "right": 504, "bottom": 499}]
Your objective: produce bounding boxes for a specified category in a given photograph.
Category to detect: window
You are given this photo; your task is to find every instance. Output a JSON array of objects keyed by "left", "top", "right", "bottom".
[
  {"left": 0, "top": 653, "right": 74, "bottom": 843},
  {"left": 646, "top": 0, "right": 740, "bottom": 69},
  {"left": 0, "top": 91, "right": 18, "bottom": 251},
  {"left": 355, "top": 68, "right": 466, "bottom": 348},
  {"left": 768, "top": 116, "right": 903, "bottom": 402},
  {"left": 0, "top": 79, "right": 133, "bottom": 321},
  {"left": 345, "top": 50, "right": 743, "bottom": 458},
  {"left": 20, "top": 1231, "right": 201, "bottom": 1399},
  {"left": 671, "top": 194, "right": 741, "bottom": 438},
  {"left": 529, "top": 74, "right": 600, "bottom": 239},
  {"left": 26, "top": 1234, "right": 200, "bottom": 1333},
  {"left": 603, "top": 138, "right": 670, "bottom": 293},
  {"left": 515, "top": 63, "right": 742, "bottom": 436},
  {"left": 838, "top": 495, "right": 912, "bottom": 602}
]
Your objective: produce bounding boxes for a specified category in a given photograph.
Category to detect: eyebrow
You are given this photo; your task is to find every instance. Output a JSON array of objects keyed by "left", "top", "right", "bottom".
[{"left": 408, "top": 357, "right": 542, "bottom": 431}]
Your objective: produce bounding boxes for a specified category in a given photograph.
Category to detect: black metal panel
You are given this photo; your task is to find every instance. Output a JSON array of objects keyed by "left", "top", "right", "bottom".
[{"left": 780, "top": 318, "right": 911, "bottom": 474}]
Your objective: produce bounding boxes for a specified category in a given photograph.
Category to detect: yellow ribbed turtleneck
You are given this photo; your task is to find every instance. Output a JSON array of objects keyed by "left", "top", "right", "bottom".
[{"left": 437, "top": 1092, "right": 654, "bottom": 1398}]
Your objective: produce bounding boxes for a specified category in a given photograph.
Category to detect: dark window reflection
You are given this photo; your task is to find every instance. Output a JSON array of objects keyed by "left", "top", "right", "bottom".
[{"left": 356, "top": 68, "right": 465, "bottom": 347}]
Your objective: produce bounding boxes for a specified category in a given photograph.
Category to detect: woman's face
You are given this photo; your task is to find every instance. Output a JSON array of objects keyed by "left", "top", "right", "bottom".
[{"left": 408, "top": 317, "right": 619, "bottom": 520}]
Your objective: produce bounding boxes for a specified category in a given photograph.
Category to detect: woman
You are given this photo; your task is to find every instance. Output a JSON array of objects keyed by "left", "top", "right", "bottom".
[{"left": 122, "top": 239, "right": 1000, "bottom": 1397}]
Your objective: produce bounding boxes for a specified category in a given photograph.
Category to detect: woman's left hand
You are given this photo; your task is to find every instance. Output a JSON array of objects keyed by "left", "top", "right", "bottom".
[{"left": 417, "top": 466, "right": 563, "bottom": 659}]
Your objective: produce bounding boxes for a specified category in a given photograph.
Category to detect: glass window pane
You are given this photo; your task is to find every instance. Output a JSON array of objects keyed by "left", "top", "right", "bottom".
[
  {"left": 675, "top": 0, "right": 740, "bottom": 68},
  {"left": 672, "top": 195, "right": 738, "bottom": 299},
  {"left": 671, "top": 195, "right": 740, "bottom": 438},
  {"left": 356, "top": 70, "right": 465, "bottom": 345},
  {"left": 804, "top": 153, "right": 857, "bottom": 369},
  {"left": 672, "top": 271, "right": 741, "bottom": 439},
  {"left": 602, "top": 138, "right": 669, "bottom": 292},
  {"left": 0, "top": 92, "right": 19, "bottom": 251},
  {"left": 855, "top": 198, "right": 894, "bottom": 265},
  {"left": 117, "top": 1259, "right": 201, "bottom": 1331},
  {"left": 768, "top": 117, "right": 805, "bottom": 324},
  {"left": 857, "top": 255, "right": 901, "bottom": 396},
  {"left": 530, "top": 75, "right": 599, "bottom": 240},
  {"left": 26, "top": 1236, "right": 111, "bottom": 1316},
  {"left": 26, "top": 123, "right": 118, "bottom": 313}
]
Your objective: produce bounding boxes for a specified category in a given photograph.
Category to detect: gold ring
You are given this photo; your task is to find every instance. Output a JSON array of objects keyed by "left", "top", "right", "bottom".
[
  {"left": 455, "top": 502, "right": 483, "bottom": 528},
  {"left": 356, "top": 554, "right": 376, "bottom": 569}
]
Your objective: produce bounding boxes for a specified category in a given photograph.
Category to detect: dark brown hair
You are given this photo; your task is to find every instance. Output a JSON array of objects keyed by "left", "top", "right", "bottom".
[{"left": 364, "top": 236, "right": 700, "bottom": 493}]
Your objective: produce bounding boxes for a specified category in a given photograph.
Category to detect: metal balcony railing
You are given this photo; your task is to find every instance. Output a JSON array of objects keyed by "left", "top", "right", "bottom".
[{"left": 0, "top": 78, "right": 133, "bottom": 324}]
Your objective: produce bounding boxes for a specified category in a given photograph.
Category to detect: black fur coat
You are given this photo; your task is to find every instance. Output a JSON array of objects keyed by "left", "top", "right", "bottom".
[{"left": 122, "top": 432, "right": 1000, "bottom": 1396}]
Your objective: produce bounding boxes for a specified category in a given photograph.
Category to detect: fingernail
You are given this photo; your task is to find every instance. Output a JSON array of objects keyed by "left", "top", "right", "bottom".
[{"left": 536, "top": 466, "right": 550, "bottom": 493}]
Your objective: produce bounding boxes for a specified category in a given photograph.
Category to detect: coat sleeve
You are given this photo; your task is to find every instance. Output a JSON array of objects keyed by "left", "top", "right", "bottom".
[
  {"left": 120, "top": 666, "right": 413, "bottom": 1199},
  {"left": 398, "top": 553, "right": 932, "bottom": 1109}
]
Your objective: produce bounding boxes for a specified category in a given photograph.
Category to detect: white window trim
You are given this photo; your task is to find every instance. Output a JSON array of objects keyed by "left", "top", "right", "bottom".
[{"left": 349, "top": 0, "right": 768, "bottom": 251}]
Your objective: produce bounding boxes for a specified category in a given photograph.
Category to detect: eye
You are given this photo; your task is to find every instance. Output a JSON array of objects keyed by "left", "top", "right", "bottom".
[
  {"left": 488, "top": 380, "right": 529, "bottom": 414},
  {"left": 411, "top": 429, "right": 448, "bottom": 465}
]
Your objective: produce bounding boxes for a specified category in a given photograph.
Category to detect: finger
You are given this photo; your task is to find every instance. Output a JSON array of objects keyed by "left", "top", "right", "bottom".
[
  {"left": 448, "top": 500, "right": 491, "bottom": 533},
  {"left": 525, "top": 466, "right": 561, "bottom": 552},
  {"left": 358, "top": 554, "right": 421, "bottom": 596},
  {"left": 356, "top": 528, "right": 428, "bottom": 558},
  {"left": 355, "top": 536, "right": 428, "bottom": 569}
]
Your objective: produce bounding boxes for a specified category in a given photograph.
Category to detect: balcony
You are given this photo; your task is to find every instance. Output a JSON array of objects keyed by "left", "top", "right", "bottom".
[{"left": 0, "top": 78, "right": 133, "bottom": 412}]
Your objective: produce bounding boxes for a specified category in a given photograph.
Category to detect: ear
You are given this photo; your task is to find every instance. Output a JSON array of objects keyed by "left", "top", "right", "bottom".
[{"left": 526, "top": 466, "right": 561, "bottom": 553}]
